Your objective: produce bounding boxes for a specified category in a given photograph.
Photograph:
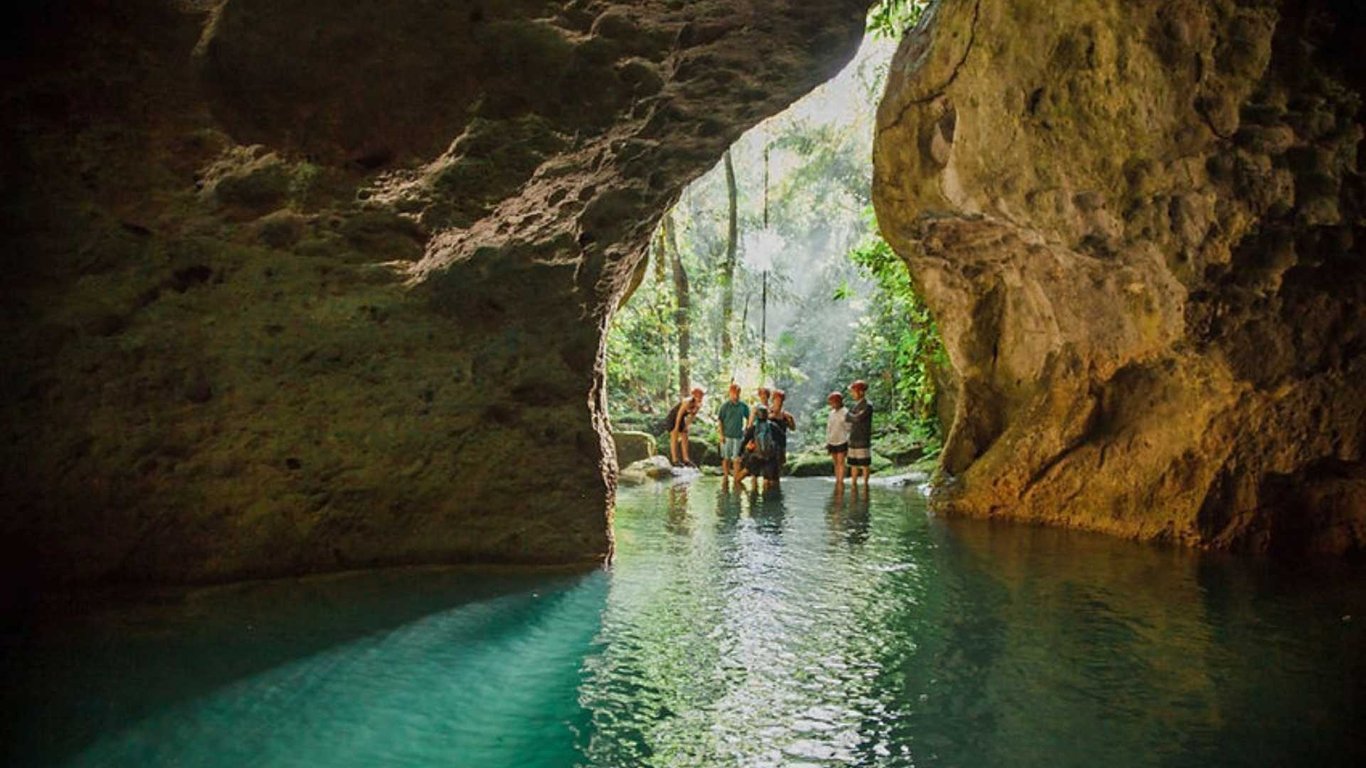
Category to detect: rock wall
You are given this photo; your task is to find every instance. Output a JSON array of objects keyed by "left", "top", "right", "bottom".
[
  {"left": 874, "top": 0, "right": 1365, "bottom": 554},
  {"left": 0, "top": 0, "right": 866, "bottom": 585}
]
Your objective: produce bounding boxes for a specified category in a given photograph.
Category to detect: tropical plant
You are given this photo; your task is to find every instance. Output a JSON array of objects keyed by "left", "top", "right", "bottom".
[
  {"left": 866, "top": 0, "right": 929, "bottom": 40},
  {"left": 842, "top": 213, "right": 947, "bottom": 443}
]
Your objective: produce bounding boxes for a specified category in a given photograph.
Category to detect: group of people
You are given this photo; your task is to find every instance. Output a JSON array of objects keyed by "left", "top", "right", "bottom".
[
  {"left": 665, "top": 380, "right": 874, "bottom": 491},
  {"left": 823, "top": 380, "right": 874, "bottom": 490}
]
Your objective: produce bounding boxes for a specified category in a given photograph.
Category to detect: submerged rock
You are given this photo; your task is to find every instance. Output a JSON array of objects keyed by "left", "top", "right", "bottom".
[
  {"left": 618, "top": 456, "right": 677, "bottom": 485},
  {"left": 870, "top": 472, "right": 930, "bottom": 488}
]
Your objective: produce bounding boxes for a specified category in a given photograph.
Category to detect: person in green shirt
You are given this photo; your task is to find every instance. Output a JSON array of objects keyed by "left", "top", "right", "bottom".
[{"left": 716, "top": 383, "right": 750, "bottom": 487}]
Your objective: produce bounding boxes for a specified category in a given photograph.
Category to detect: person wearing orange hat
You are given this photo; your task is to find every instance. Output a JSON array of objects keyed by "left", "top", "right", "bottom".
[
  {"left": 747, "top": 386, "right": 772, "bottom": 428},
  {"left": 846, "top": 379, "right": 873, "bottom": 490},
  {"left": 765, "top": 389, "right": 796, "bottom": 489},
  {"left": 825, "top": 391, "right": 850, "bottom": 489}
]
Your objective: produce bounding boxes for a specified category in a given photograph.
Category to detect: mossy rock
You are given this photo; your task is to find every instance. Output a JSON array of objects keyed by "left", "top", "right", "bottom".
[
  {"left": 339, "top": 209, "right": 427, "bottom": 260},
  {"left": 254, "top": 211, "right": 307, "bottom": 249},
  {"left": 787, "top": 452, "right": 834, "bottom": 477},
  {"left": 874, "top": 432, "right": 928, "bottom": 466},
  {"left": 869, "top": 452, "right": 894, "bottom": 474},
  {"left": 700, "top": 443, "right": 721, "bottom": 467},
  {"left": 611, "top": 412, "right": 658, "bottom": 434},
  {"left": 785, "top": 450, "right": 893, "bottom": 476},
  {"left": 205, "top": 149, "right": 291, "bottom": 217},
  {"left": 612, "top": 430, "right": 654, "bottom": 466},
  {"left": 652, "top": 432, "right": 710, "bottom": 466}
]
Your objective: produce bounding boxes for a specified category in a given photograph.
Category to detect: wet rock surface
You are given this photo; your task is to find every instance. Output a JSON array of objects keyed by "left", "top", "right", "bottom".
[
  {"left": 874, "top": 0, "right": 1365, "bottom": 553},
  {"left": 0, "top": 0, "right": 866, "bottom": 585}
]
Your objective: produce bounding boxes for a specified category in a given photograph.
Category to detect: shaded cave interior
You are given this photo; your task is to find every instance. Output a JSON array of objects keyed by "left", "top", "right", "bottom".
[{"left": 0, "top": 0, "right": 1363, "bottom": 593}]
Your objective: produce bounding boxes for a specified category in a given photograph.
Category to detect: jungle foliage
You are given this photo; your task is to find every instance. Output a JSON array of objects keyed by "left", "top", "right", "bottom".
[
  {"left": 605, "top": 23, "right": 945, "bottom": 457},
  {"left": 866, "top": 0, "right": 929, "bottom": 40}
]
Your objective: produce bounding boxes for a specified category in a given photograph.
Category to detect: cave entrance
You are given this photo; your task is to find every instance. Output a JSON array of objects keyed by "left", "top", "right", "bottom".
[{"left": 605, "top": 4, "right": 945, "bottom": 477}]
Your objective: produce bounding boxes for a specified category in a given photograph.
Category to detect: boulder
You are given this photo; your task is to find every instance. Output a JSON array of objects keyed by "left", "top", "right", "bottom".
[
  {"left": 618, "top": 456, "right": 676, "bottom": 485},
  {"left": 653, "top": 433, "right": 711, "bottom": 467},
  {"left": 612, "top": 431, "right": 655, "bottom": 467},
  {"left": 786, "top": 451, "right": 892, "bottom": 476},
  {"left": 787, "top": 453, "right": 834, "bottom": 477}
]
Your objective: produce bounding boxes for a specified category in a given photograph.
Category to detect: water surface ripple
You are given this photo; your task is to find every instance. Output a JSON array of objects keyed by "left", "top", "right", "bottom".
[{"left": 3, "top": 478, "right": 1363, "bottom": 766}]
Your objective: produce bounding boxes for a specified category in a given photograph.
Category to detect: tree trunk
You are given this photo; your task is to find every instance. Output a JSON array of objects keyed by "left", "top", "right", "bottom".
[
  {"left": 652, "top": 225, "right": 674, "bottom": 406},
  {"left": 721, "top": 150, "right": 738, "bottom": 362},
  {"left": 664, "top": 212, "right": 691, "bottom": 398}
]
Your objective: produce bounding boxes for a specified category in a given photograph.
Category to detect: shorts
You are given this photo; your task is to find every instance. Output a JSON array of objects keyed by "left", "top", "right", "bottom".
[
  {"left": 744, "top": 454, "right": 768, "bottom": 476},
  {"left": 722, "top": 437, "right": 743, "bottom": 459},
  {"left": 826, "top": 443, "right": 848, "bottom": 455},
  {"left": 848, "top": 445, "right": 871, "bottom": 467},
  {"left": 764, "top": 455, "right": 783, "bottom": 481}
]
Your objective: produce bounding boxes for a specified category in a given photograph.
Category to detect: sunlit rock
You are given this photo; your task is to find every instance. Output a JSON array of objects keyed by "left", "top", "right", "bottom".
[
  {"left": 617, "top": 456, "right": 676, "bottom": 485},
  {"left": 611, "top": 431, "right": 655, "bottom": 467},
  {"left": 874, "top": 0, "right": 1365, "bottom": 553}
]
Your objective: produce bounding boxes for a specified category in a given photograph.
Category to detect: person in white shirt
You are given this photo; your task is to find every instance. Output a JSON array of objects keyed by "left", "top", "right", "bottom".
[{"left": 824, "top": 391, "right": 850, "bottom": 489}]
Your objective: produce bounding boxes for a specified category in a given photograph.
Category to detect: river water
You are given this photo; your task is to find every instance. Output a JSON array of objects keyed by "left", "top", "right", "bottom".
[{"left": 3, "top": 478, "right": 1363, "bottom": 766}]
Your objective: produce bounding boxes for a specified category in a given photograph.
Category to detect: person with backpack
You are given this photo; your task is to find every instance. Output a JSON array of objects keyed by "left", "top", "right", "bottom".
[
  {"left": 766, "top": 389, "right": 797, "bottom": 488},
  {"left": 665, "top": 387, "right": 705, "bottom": 467},
  {"left": 734, "top": 405, "right": 773, "bottom": 491},
  {"left": 746, "top": 386, "right": 771, "bottom": 428}
]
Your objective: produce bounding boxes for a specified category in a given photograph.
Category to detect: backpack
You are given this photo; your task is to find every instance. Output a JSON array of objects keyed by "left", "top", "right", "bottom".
[{"left": 752, "top": 420, "right": 775, "bottom": 459}]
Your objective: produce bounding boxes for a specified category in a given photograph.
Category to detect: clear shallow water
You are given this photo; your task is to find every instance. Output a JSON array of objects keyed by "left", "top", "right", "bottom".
[{"left": 3, "top": 478, "right": 1363, "bottom": 767}]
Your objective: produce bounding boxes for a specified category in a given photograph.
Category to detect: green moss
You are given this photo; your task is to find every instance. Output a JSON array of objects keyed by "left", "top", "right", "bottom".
[
  {"left": 787, "top": 452, "right": 834, "bottom": 477},
  {"left": 339, "top": 209, "right": 426, "bottom": 260},
  {"left": 213, "top": 159, "right": 290, "bottom": 213},
  {"left": 288, "top": 162, "right": 323, "bottom": 207},
  {"left": 431, "top": 114, "right": 568, "bottom": 226}
]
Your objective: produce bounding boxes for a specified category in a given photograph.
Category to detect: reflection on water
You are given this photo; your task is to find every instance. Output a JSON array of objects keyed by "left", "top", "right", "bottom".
[{"left": 3, "top": 479, "right": 1364, "bottom": 767}]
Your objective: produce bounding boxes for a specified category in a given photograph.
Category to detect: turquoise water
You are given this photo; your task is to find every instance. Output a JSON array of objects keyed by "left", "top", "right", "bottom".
[{"left": 3, "top": 477, "right": 1364, "bottom": 766}]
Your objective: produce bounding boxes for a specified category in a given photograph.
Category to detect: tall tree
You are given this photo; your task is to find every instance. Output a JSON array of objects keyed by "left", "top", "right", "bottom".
[
  {"left": 720, "top": 149, "right": 738, "bottom": 362},
  {"left": 664, "top": 211, "right": 691, "bottom": 398}
]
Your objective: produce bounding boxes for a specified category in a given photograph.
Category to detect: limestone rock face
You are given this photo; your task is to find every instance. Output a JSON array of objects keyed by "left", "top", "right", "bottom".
[
  {"left": 874, "top": 0, "right": 1365, "bottom": 553},
  {"left": 0, "top": 0, "right": 866, "bottom": 585}
]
